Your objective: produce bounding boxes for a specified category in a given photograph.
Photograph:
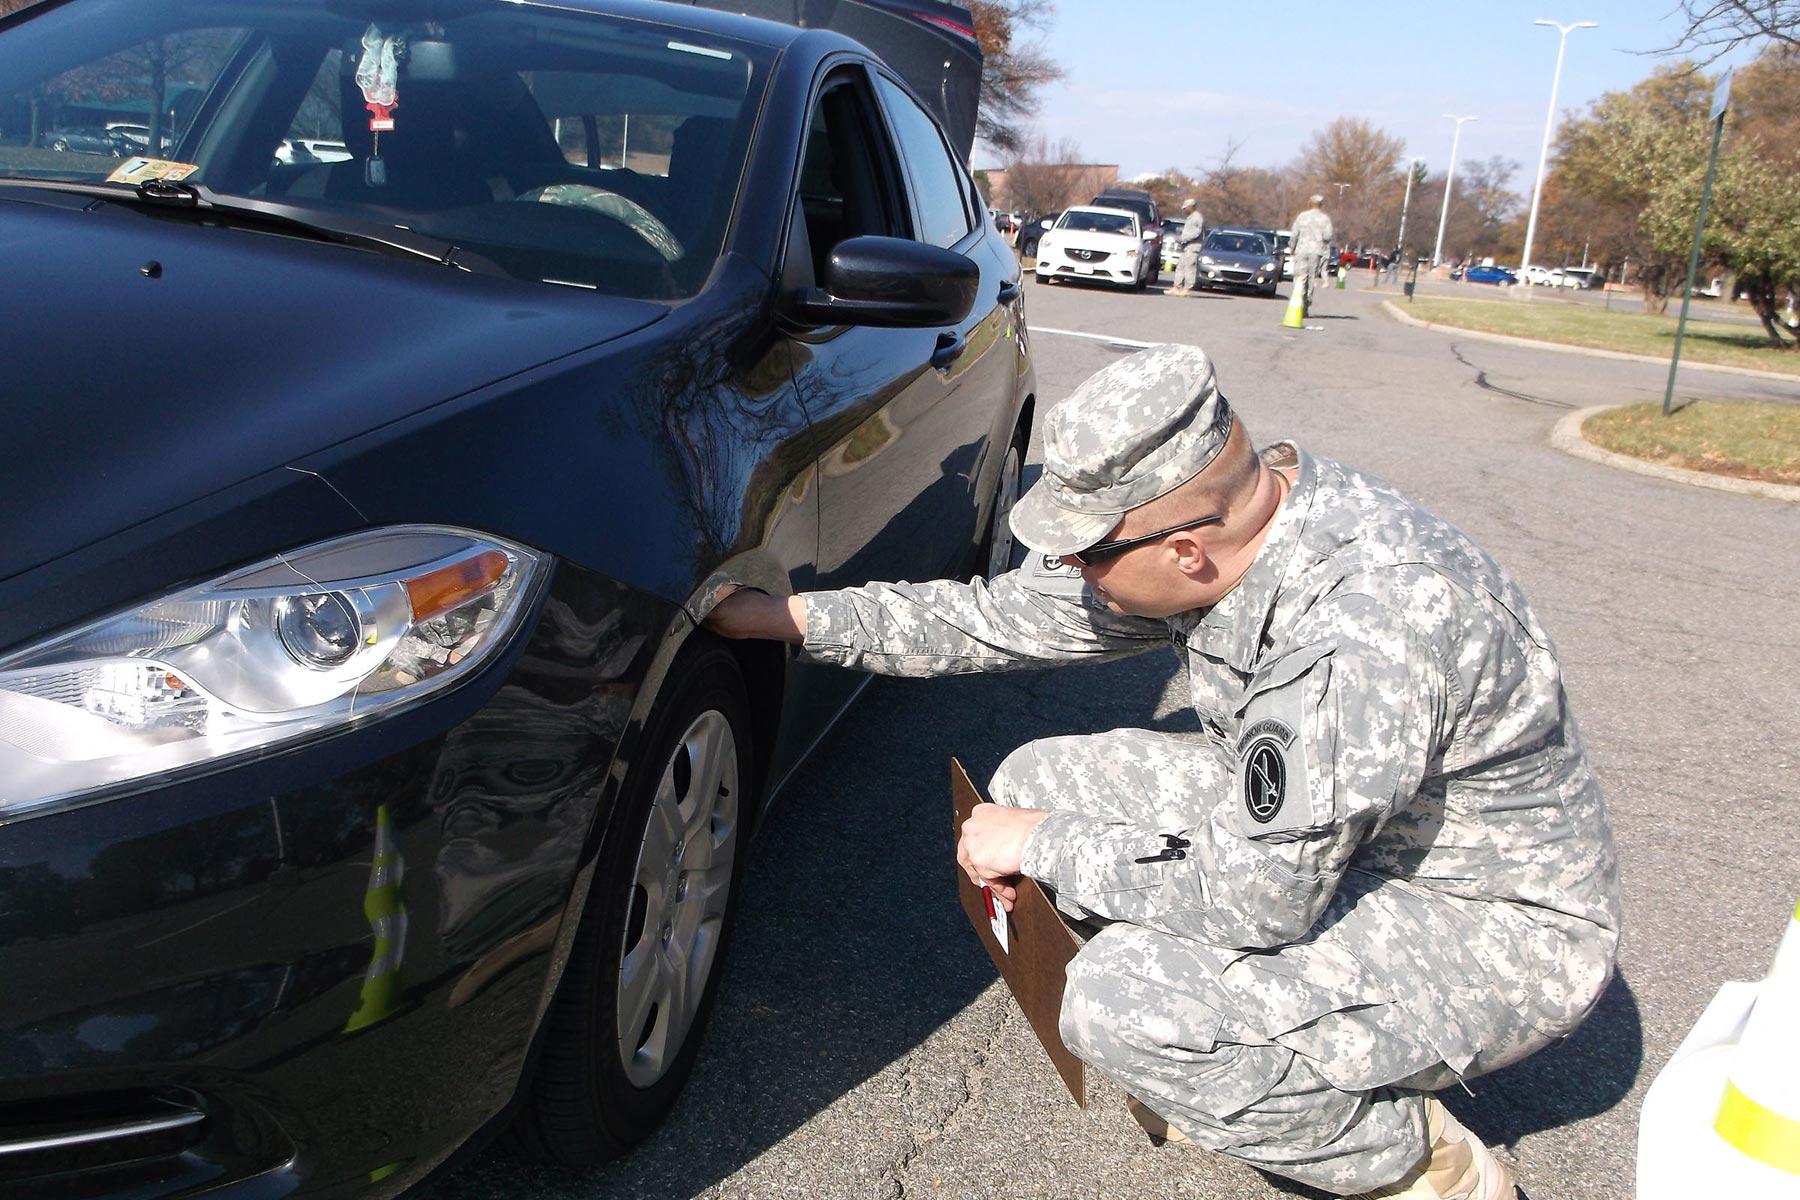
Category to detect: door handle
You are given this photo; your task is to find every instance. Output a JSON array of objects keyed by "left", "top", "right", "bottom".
[
  {"left": 997, "top": 279, "right": 1022, "bottom": 305},
  {"left": 931, "top": 331, "right": 966, "bottom": 370}
]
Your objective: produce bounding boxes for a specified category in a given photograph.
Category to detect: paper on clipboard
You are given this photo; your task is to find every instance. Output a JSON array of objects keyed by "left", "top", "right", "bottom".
[{"left": 952, "top": 757, "right": 1085, "bottom": 1107}]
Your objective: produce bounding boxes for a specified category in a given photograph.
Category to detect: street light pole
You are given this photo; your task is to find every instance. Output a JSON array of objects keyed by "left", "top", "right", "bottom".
[
  {"left": 1432, "top": 115, "right": 1477, "bottom": 267},
  {"left": 1519, "top": 19, "right": 1597, "bottom": 283},
  {"left": 1396, "top": 157, "right": 1423, "bottom": 259}
]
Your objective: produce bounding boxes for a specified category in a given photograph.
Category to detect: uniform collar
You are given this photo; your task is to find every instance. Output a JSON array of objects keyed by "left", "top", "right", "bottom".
[{"left": 1184, "top": 442, "right": 1313, "bottom": 672}]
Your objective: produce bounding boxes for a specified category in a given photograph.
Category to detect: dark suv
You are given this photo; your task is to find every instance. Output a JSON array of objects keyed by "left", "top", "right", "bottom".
[{"left": 1088, "top": 187, "right": 1161, "bottom": 285}]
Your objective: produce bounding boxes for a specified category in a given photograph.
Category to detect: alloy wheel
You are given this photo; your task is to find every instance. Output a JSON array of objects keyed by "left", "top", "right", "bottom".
[{"left": 616, "top": 708, "right": 739, "bottom": 1088}]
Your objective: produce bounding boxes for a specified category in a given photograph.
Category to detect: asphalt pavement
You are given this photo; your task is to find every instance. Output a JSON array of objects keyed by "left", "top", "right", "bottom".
[{"left": 417, "top": 269, "right": 1800, "bottom": 1200}]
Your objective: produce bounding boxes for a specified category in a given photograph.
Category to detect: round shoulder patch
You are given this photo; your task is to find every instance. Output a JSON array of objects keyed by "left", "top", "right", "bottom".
[{"left": 1238, "top": 717, "right": 1296, "bottom": 825}]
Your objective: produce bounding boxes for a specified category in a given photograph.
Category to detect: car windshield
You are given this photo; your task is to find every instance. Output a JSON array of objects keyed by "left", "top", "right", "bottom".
[
  {"left": 1203, "top": 231, "right": 1267, "bottom": 255},
  {"left": 0, "top": 0, "right": 775, "bottom": 299},
  {"left": 1059, "top": 210, "right": 1134, "bottom": 236}
]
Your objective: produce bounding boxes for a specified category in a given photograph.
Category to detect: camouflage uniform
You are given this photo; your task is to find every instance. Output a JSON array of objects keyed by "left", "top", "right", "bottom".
[
  {"left": 1173, "top": 205, "right": 1206, "bottom": 293},
  {"left": 796, "top": 345, "right": 1621, "bottom": 1195},
  {"left": 1291, "top": 204, "right": 1334, "bottom": 308}
]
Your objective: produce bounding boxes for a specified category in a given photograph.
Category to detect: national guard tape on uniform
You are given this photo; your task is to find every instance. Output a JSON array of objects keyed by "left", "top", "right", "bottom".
[
  {"left": 1291, "top": 194, "right": 1333, "bottom": 315},
  {"left": 707, "top": 343, "right": 1621, "bottom": 1199}
]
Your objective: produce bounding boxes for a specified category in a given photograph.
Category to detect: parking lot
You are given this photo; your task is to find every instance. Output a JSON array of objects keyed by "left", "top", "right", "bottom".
[{"left": 419, "top": 271, "right": 1799, "bottom": 1200}]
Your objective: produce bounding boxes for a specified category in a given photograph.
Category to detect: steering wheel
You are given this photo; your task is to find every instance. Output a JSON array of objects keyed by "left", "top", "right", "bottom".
[{"left": 517, "top": 184, "right": 684, "bottom": 263}]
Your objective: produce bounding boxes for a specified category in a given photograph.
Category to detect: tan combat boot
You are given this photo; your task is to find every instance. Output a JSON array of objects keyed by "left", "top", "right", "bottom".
[{"left": 1351, "top": 1096, "right": 1515, "bottom": 1200}]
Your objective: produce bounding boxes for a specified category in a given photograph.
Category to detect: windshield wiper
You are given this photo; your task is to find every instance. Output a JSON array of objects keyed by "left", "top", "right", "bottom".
[{"left": 0, "top": 176, "right": 505, "bottom": 277}]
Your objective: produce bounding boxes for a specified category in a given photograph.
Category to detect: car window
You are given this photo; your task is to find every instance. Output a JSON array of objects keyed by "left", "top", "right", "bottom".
[
  {"left": 871, "top": 73, "right": 970, "bottom": 249},
  {"left": 1058, "top": 210, "right": 1134, "bottom": 236},
  {"left": 1203, "top": 232, "right": 1267, "bottom": 255},
  {"left": 792, "top": 73, "right": 905, "bottom": 283},
  {"left": 15, "top": 25, "right": 241, "bottom": 166},
  {"left": 0, "top": 1, "right": 774, "bottom": 300}
]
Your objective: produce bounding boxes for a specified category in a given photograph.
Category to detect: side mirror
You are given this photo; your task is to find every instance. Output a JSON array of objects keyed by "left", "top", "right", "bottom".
[{"left": 791, "top": 236, "right": 979, "bottom": 328}]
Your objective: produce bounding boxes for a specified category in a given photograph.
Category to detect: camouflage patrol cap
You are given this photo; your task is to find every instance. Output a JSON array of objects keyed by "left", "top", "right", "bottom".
[{"left": 1009, "top": 343, "right": 1233, "bottom": 556}]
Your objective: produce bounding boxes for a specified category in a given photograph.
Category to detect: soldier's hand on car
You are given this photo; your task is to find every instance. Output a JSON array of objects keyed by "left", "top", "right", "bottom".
[
  {"left": 957, "top": 803, "right": 1048, "bottom": 910},
  {"left": 703, "top": 586, "right": 807, "bottom": 644}
]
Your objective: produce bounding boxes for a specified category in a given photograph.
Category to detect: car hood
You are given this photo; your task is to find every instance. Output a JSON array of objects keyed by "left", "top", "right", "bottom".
[
  {"left": 0, "top": 194, "right": 667, "bottom": 582},
  {"left": 1202, "top": 248, "right": 1275, "bottom": 267}
]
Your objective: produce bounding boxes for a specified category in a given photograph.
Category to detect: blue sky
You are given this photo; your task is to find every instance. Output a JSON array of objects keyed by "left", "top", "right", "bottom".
[{"left": 983, "top": 0, "right": 1762, "bottom": 181}]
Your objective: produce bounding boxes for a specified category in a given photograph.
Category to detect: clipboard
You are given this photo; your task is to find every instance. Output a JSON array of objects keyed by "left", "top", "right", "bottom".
[{"left": 952, "top": 758, "right": 1085, "bottom": 1107}]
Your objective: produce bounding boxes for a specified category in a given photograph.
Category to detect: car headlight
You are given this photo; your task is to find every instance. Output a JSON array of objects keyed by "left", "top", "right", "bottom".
[
  {"left": 1125, "top": 248, "right": 1138, "bottom": 257},
  {"left": 0, "top": 527, "right": 544, "bottom": 820},
  {"left": 1261, "top": 261, "right": 1276, "bottom": 271},
  {"left": 1200, "top": 255, "right": 1214, "bottom": 265}
]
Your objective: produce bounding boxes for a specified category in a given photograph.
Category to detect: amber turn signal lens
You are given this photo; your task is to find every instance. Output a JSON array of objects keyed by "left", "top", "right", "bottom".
[{"left": 404, "top": 550, "right": 509, "bottom": 621}]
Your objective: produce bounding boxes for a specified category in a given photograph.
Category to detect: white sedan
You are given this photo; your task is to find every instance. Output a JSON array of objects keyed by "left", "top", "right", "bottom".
[{"left": 1033, "top": 206, "right": 1154, "bottom": 291}]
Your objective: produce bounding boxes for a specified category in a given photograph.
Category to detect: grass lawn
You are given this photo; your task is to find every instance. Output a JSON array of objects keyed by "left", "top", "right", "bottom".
[
  {"left": 1584, "top": 401, "right": 1800, "bottom": 486},
  {"left": 1401, "top": 295, "right": 1800, "bottom": 377}
]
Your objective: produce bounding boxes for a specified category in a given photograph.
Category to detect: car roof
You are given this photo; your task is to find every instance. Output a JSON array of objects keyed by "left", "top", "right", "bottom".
[{"left": 1066, "top": 205, "right": 1139, "bottom": 219}]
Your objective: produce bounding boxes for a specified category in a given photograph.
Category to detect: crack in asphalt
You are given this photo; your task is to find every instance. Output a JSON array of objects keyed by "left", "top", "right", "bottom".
[
  {"left": 880, "top": 1002, "right": 1015, "bottom": 1198},
  {"left": 1450, "top": 343, "right": 1576, "bottom": 409}
]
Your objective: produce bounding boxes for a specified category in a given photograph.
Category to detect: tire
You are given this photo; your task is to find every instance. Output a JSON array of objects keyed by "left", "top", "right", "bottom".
[
  {"left": 506, "top": 640, "right": 752, "bottom": 1165},
  {"left": 51, "top": 139, "right": 68, "bottom": 152},
  {"left": 977, "top": 422, "right": 1028, "bottom": 578},
  {"left": 1034, "top": 271, "right": 1050, "bottom": 284}
]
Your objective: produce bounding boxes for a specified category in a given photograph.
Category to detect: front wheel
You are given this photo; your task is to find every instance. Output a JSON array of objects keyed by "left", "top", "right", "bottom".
[
  {"left": 978, "top": 423, "right": 1028, "bottom": 579},
  {"left": 505, "top": 641, "right": 752, "bottom": 1165}
]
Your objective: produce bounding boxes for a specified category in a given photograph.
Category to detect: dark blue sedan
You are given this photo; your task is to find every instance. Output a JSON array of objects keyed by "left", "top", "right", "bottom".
[{"left": 0, "top": 1, "right": 1029, "bottom": 1195}]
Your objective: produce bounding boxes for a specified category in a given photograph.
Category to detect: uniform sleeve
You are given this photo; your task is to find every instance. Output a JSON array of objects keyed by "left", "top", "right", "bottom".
[
  {"left": 800, "top": 557, "right": 1167, "bottom": 677},
  {"left": 1020, "top": 595, "right": 1451, "bottom": 949}
]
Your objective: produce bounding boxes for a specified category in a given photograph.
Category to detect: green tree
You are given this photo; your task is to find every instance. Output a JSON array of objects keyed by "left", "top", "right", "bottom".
[
  {"left": 1644, "top": 52, "right": 1800, "bottom": 347},
  {"left": 1550, "top": 64, "right": 1713, "bottom": 312}
]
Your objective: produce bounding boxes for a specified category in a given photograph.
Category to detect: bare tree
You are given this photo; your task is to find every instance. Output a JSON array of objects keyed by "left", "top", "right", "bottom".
[
  {"left": 1670, "top": 0, "right": 1800, "bottom": 59},
  {"left": 968, "top": 0, "right": 1065, "bottom": 155},
  {"left": 1295, "top": 117, "right": 1408, "bottom": 245},
  {"left": 1000, "top": 134, "right": 1092, "bottom": 215}
]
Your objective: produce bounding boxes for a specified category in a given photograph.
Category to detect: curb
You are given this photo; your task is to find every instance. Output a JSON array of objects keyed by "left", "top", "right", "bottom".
[
  {"left": 1551, "top": 405, "right": 1800, "bottom": 503},
  {"left": 1379, "top": 300, "right": 1800, "bottom": 384}
]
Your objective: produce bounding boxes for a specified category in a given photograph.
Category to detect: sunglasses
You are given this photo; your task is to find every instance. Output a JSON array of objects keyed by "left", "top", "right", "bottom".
[{"left": 1067, "top": 515, "right": 1225, "bottom": 566}]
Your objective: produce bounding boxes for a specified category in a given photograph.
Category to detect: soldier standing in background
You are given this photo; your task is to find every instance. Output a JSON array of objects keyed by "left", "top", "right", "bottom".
[
  {"left": 1169, "top": 197, "right": 1206, "bottom": 297},
  {"left": 707, "top": 343, "right": 1619, "bottom": 1200},
  {"left": 1290, "top": 193, "right": 1333, "bottom": 311}
]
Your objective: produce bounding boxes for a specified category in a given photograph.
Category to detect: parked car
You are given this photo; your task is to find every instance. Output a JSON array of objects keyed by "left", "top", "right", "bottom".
[
  {"left": 1558, "top": 267, "right": 1602, "bottom": 290},
  {"left": 274, "top": 136, "right": 352, "bottom": 164},
  {"left": 1454, "top": 264, "right": 1518, "bottom": 285},
  {"left": 38, "top": 124, "right": 125, "bottom": 155},
  {"left": 1088, "top": 187, "right": 1162, "bottom": 280},
  {"left": 1034, "top": 204, "right": 1153, "bottom": 290},
  {"left": 1272, "top": 227, "right": 1293, "bottom": 279},
  {"left": 1193, "top": 226, "right": 1281, "bottom": 296},
  {"left": 0, "top": 2, "right": 1029, "bottom": 1198},
  {"left": 105, "top": 121, "right": 179, "bottom": 153},
  {"left": 1018, "top": 208, "right": 1061, "bottom": 258},
  {"left": 1158, "top": 216, "right": 1186, "bottom": 273}
]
